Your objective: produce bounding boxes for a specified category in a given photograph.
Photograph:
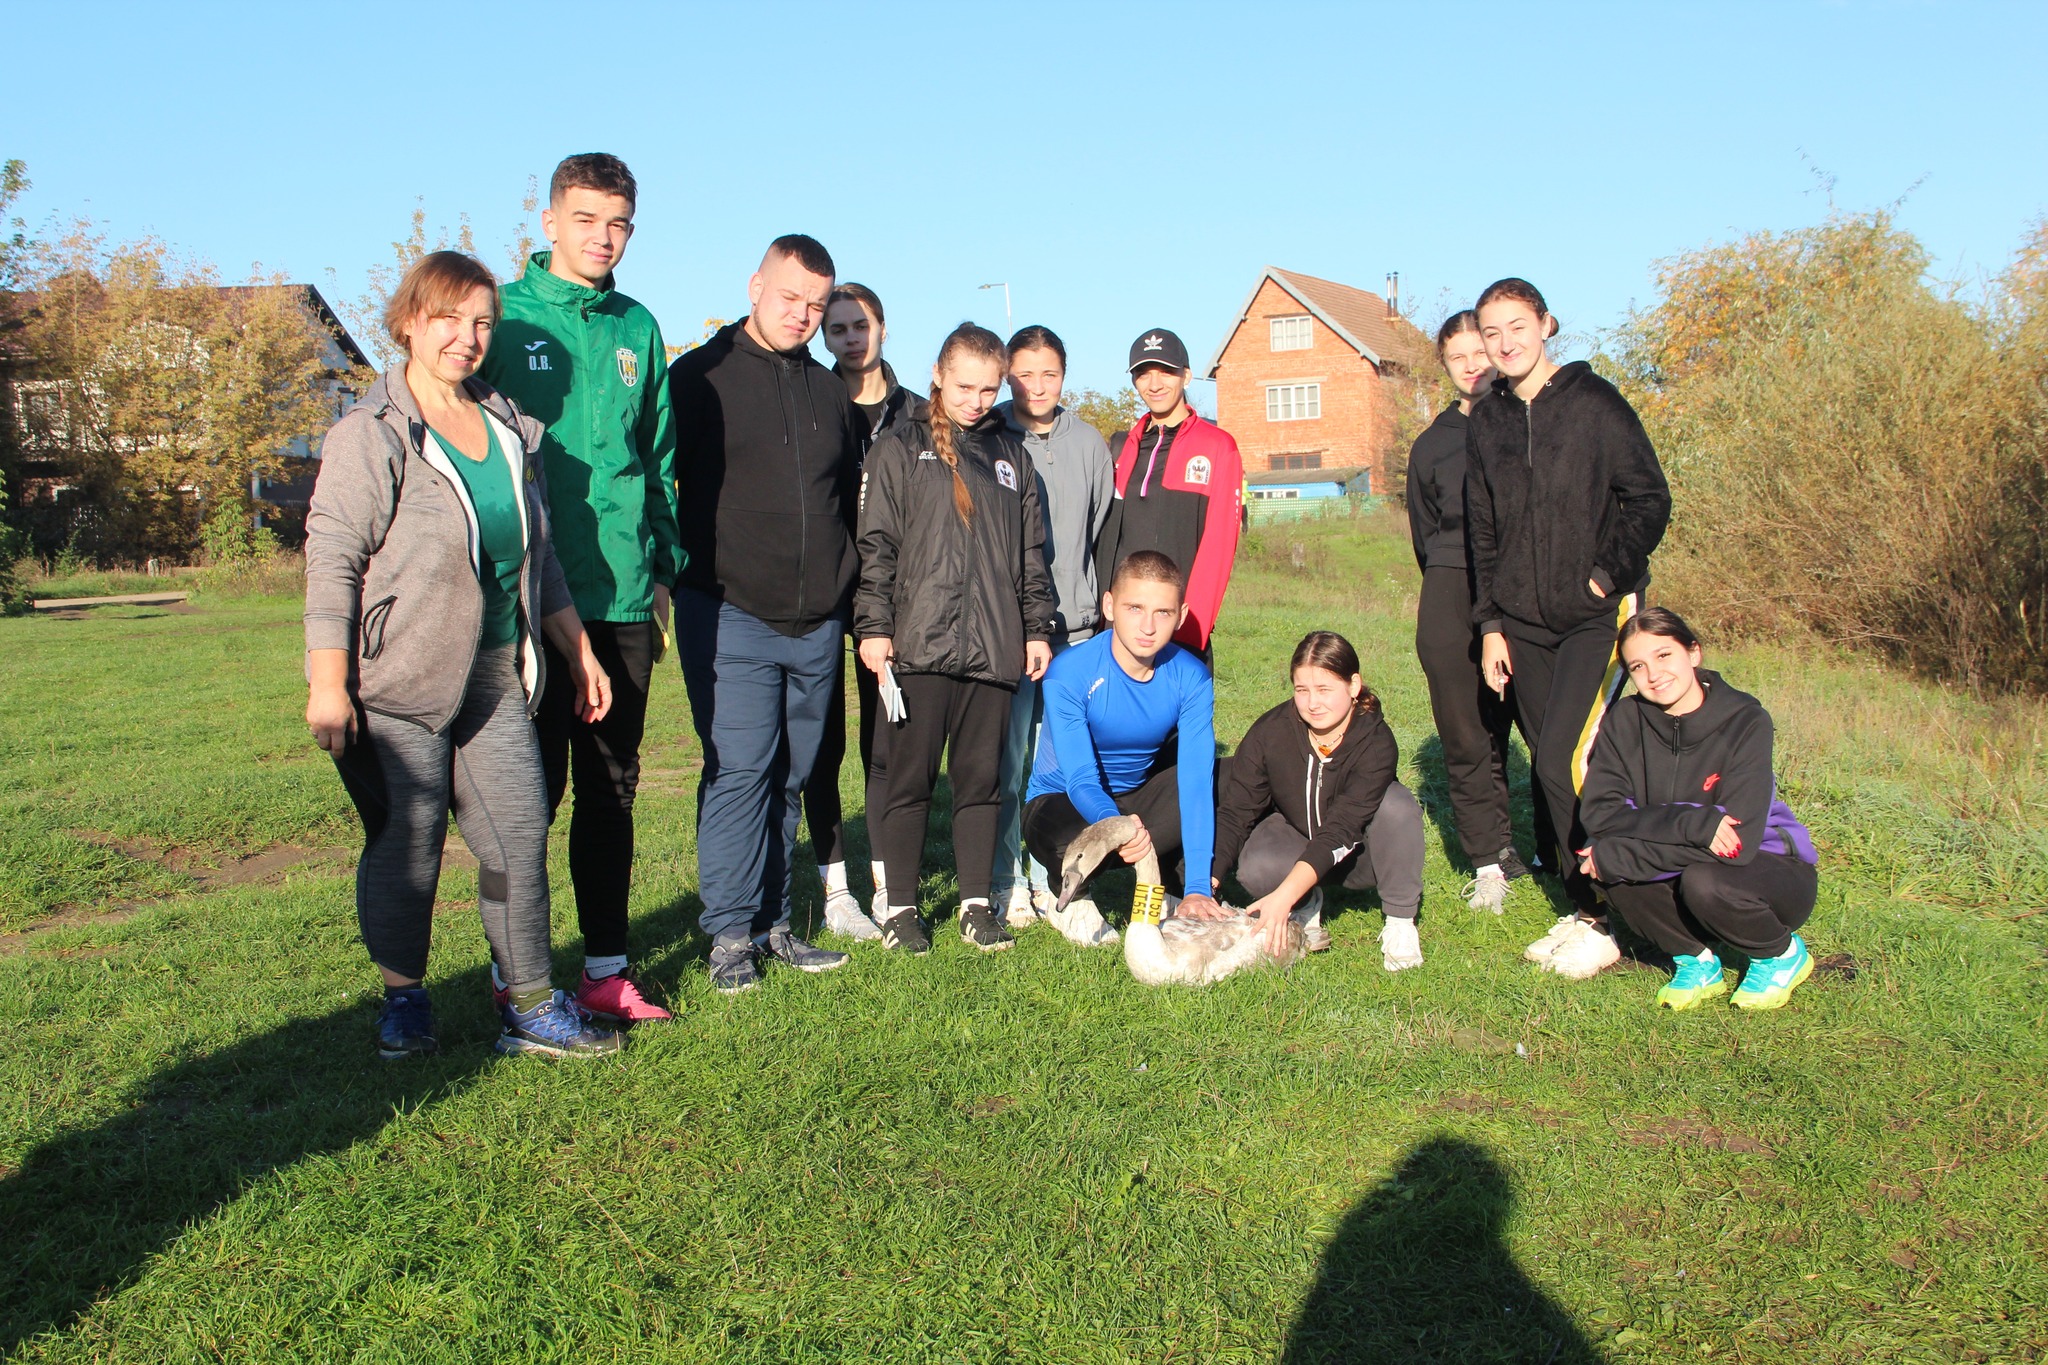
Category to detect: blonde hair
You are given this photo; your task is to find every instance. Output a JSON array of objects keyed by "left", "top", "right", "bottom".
[
  {"left": 927, "top": 322, "right": 1006, "bottom": 524},
  {"left": 383, "top": 251, "right": 499, "bottom": 357}
]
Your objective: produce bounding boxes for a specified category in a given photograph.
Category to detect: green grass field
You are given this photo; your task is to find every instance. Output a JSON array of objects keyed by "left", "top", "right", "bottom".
[{"left": 3, "top": 515, "right": 2043, "bottom": 1363}]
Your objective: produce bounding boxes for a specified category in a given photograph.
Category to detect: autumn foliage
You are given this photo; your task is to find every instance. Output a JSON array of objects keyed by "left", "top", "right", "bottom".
[{"left": 1602, "top": 212, "right": 2048, "bottom": 695}]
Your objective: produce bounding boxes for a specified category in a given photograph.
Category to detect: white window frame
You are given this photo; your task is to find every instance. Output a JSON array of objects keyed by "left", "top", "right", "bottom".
[
  {"left": 1250, "top": 487, "right": 1301, "bottom": 501},
  {"left": 1265, "top": 382, "right": 1322, "bottom": 422},
  {"left": 1268, "top": 315, "right": 1313, "bottom": 351}
]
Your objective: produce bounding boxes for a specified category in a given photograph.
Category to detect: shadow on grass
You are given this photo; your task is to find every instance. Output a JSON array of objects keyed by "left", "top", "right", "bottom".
[
  {"left": 1281, "top": 1136, "right": 1603, "bottom": 1364},
  {"left": 0, "top": 895, "right": 705, "bottom": 1352}
]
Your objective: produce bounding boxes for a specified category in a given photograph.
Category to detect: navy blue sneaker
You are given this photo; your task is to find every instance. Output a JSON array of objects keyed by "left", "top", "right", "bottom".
[
  {"left": 763, "top": 926, "right": 850, "bottom": 973},
  {"left": 376, "top": 987, "right": 438, "bottom": 1060},
  {"left": 496, "top": 991, "right": 623, "bottom": 1057},
  {"left": 709, "top": 941, "right": 762, "bottom": 994}
]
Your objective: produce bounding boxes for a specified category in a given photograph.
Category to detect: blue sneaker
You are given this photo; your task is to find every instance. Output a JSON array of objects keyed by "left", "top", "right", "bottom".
[
  {"left": 496, "top": 990, "right": 624, "bottom": 1057},
  {"left": 1657, "top": 948, "right": 1729, "bottom": 1010},
  {"left": 376, "top": 987, "right": 438, "bottom": 1059},
  {"left": 1732, "top": 935, "right": 1813, "bottom": 1011}
]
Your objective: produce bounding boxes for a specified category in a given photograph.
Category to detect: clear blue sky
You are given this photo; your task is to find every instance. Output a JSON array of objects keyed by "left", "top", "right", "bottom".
[{"left": 7, "top": 0, "right": 2044, "bottom": 399}]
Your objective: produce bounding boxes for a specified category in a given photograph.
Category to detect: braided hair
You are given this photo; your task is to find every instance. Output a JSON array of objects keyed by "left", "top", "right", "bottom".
[{"left": 927, "top": 322, "right": 1007, "bottom": 524}]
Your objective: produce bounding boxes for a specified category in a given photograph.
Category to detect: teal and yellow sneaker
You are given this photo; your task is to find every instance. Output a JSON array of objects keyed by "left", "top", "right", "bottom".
[
  {"left": 1732, "top": 935, "right": 1813, "bottom": 1011},
  {"left": 1657, "top": 948, "right": 1728, "bottom": 1010}
]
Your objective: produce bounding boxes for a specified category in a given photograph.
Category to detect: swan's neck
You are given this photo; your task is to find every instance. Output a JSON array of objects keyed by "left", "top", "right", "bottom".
[{"left": 1132, "top": 880, "right": 1168, "bottom": 926}]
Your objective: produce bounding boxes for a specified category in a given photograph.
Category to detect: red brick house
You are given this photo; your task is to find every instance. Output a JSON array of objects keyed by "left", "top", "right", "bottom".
[{"left": 1203, "top": 267, "right": 1431, "bottom": 496}]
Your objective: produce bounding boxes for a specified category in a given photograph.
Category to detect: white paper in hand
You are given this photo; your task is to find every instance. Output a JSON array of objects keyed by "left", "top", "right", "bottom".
[{"left": 879, "top": 663, "right": 908, "bottom": 722}]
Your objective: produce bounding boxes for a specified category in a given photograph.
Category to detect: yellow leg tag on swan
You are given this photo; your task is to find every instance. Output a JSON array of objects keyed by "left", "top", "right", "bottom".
[{"left": 1131, "top": 882, "right": 1167, "bottom": 926}]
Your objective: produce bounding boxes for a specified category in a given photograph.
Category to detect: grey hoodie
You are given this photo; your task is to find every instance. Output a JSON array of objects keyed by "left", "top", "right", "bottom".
[
  {"left": 997, "top": 402, "right": 1115, "bottom": 642},
  {"left": 304, "top": 368, "right": 574, "bottom": 734}
]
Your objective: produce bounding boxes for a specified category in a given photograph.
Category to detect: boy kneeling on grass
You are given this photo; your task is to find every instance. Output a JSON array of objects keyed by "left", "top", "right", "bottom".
[{"left": 1575, "top": 608, "right": 1821, "bottom": 1010}]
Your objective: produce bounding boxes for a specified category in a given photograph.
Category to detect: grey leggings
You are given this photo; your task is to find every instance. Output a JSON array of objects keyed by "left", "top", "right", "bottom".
[
  {"left": 1233, "top": 781, "right": 1425, "bottom": 920},
  {"left": 334, "top": 646, "right": 556, "bottom": 995}
]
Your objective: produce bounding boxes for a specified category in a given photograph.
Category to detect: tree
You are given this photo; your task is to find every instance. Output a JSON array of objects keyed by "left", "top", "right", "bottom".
[
  {"left": 0, "top": 158, "right": 29, "bottom": 290},
  {"left": 1065, "top": 387, "right": 1141, "bottom": 443},
  {"left": 17, "top": 220, "right": 361, "bottom": 559}
]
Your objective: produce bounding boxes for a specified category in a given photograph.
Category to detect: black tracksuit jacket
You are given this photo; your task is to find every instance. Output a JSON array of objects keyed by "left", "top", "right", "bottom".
[
  {"left": 1465, "top": 361, "right": 1671, "bottom": 635},
  {"left": 668, "top": 322, "right": 860, "bottom": 637},
  {"left": 1406, "top": 403, "right": 1474, "bottom": 571},
  {"left": 1213, "top": 701, "right": 1400, "bottom": 880},
  {"left": 854, "top": 411, "right": 1055, "bottom": 688}
]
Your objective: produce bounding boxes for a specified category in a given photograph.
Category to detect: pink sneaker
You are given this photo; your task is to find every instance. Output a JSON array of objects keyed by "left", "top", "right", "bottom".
[{"left": 574, "top": 971, "right": 674, "bottom": 1024}]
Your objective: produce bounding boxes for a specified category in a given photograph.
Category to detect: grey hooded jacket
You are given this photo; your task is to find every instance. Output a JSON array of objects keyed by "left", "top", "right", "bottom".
[
  {"left": 304, "top": 368, "right": 574, "bottom": 733},
  {"left": 996, "top": 402, "right": 1115, "bottom": 642}
]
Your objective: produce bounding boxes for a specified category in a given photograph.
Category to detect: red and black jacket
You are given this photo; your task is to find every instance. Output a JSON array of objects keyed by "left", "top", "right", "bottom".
[{"left": 1092, "top": 410, "right": 1244, "bottom": 649}]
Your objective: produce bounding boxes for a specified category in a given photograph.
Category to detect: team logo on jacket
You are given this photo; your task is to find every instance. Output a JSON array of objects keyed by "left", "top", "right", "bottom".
[
  {"left": 994, "top": 458, "right": 1017, "bottom": 490},
  {"left": 615, "top": 348, "right": 639, "bottom": 388},
  {"left": 1184, "top": 455, "right": 1212, "bottom": 486},
  {"left": 1703, "top": 772, "right": 1721, "bottom": 792}
]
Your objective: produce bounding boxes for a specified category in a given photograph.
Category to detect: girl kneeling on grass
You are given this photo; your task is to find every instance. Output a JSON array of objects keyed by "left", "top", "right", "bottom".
[
  {"left": 1211, "top": 631, "right": 1427, "bottom": 973},
  {"left": 304, "top": 251, "right": 622, "bottom": 1060},
  {"left": 1578, "top": 608, "right": 1820, "bottom": 1010},
  {"left": 855, "top": 322, "right": 1056, "bottom": 955}
]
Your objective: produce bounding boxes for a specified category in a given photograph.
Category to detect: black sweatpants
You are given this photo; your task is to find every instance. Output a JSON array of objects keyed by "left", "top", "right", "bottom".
[
  {"left": 1601, "top": 854, "right": 1817, "bottom": 959},
  {"left": 1502, "top": 596, "right": 1636, "bottom": 912},
  {"left": 802, "top": 641, "right": 881, "bottom": 868},
  {"left": 1023, "top": 762, "right": 1187, "bottom": 898},
  {"left": 1415, "top": 566, "right": 1517, "bottom": 867},
  {"left": 1230, "top": 783, "right": 1426, "bottom": 920},
  {"left": 871, "top": 673, "right": 1011, "bottom": 908},
  {"left": 538, "top": 619, "right": 655, "bottom": 960}
]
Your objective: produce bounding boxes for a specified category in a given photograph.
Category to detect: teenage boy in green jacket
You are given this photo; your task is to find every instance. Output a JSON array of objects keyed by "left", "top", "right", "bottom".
[{"left": 482, "top": 152, "right": 680, "bottom": 1025}]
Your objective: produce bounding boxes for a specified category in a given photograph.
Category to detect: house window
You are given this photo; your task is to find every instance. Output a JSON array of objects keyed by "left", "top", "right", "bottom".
[
  {"left": 1271, "top": 453, "right": 1322, "bottom": 471},
  {"left": 1250, "top": 488, "right": 1301, "bottom": 501},
  {"left": 1265, "top": 383, "right": 1322, "bottom": 421},
  {"left": 1268, "top": 315, "right": 1313, "bottom": 351}
]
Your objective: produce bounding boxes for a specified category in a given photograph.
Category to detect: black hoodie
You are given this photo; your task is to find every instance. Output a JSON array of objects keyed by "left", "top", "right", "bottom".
[
  {"left": 1580, "top": 668, "right": 1818, "bottom": 884},
  {"left": 1406, "top": 403, "right": 1473, "bottom": 571},
  {"left": 1213, "top": 699, "right": 1400, "bottom": 881},
  {"left": 854, "top": 411, "right": 1055, "bottom": 687},
  {"left": 669, "top": 322, "right": 859, "bottom": 637},
  {"left": 1465, "top": 361, "right": 1671, "bottom": 635},
  {"left": 836, "top": 359, "right": 926, "bottom": 458}
]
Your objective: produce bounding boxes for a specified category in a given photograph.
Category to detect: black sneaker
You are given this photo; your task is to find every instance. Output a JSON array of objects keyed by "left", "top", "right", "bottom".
[
  {"left": 1499, "top": 847, "right": 1532, "bottom": 881},
  {"left": 375, "top": 987, "right": 438, "bottom": 1060},
  {"left": 958, "top": 902, "right": 1014, "bottom": 952},
  {"left": 764, "top": 926, "right": 850, "bottom": 973},
  {"left": 709, "top": 941, "right": 762, "bottom": 994},
  {"left": 878, "top": 909, "right": 931, "bottom": 955}
]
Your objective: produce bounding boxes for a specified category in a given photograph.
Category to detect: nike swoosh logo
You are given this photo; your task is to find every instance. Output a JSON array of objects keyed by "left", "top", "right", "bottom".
[{"left": 524, "top": 341, "right": 547, "bottom": 351}]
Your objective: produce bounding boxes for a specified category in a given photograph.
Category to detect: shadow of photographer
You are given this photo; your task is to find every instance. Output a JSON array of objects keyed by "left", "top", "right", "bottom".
[{"left": 1280, "top": 1135, "right": 1603, "bottom": 1364}]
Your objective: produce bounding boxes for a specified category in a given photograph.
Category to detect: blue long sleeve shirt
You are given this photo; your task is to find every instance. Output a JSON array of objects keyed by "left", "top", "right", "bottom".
[{"left": 1025, "top": 631, "right": 1216, "bottom": 895}]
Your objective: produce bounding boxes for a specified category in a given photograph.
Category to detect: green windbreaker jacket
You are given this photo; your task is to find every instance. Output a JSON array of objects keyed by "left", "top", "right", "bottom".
[{"left": 483, "top": 251, "right": 681, "bottom": 623}]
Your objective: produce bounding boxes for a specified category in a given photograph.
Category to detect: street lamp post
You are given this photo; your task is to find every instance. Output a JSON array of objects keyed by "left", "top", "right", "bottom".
[{"left": 978, "top": 282, "right": 1011, "bottom": 321}]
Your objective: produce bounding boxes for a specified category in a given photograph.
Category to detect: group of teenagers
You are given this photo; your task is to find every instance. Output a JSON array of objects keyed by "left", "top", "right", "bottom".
[{"left": 302, "top": 154, "right": 1825, "bottom": 1061}]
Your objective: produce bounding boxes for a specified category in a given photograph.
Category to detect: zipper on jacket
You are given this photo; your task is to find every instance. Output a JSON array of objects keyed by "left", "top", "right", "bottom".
[{"left": 791, "top": 355, "right": 808, "bottom": 624}]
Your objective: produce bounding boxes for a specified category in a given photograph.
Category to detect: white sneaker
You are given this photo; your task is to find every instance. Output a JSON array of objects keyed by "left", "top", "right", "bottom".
[
  {"left": 822, "top": 888, "right": 882, "bottom": 941},
  {"left": 1380, "top": 917, "right": 1423, "bottom": 972},
  {"left": 1523, "top": 915, "right": 1586, "bottom": 963},
  {"left": 1545, "top": 922, "right": 1621, "bottom": 980},
  {"left": 1002, "top": 885, "right": 1039, "bottom": 929},
  {"left": 1293, "top": 888, "right": 1332, "bottom": 952},
  {"left": 1046, "top": 895, "right": 1119, "bottom": 947},
  {"left": 1463, "top": 867, "right": 1511, "bottom": 915}
]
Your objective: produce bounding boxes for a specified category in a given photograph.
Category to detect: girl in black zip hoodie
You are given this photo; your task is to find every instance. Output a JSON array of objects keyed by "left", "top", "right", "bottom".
[
  {"left": 856, "top": 323, "right": 1056, "bottom": 955},
  {"left": 1579, "top": 608, "right": 1820, "bottom": 1011},
  {"left": 1407, "top": 310, "right": 1537, "bottom": 913},
  {"left": 1212, "top": 632, "right": 1427, "bottom": 973},
  {"left": 1466, "top": 278, "right": 1672, "bottom": 980}
]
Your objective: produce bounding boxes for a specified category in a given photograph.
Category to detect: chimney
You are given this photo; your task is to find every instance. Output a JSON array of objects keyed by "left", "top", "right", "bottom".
[{"left": 1386, "top": 271, "right": 1400, "bottom": 319}]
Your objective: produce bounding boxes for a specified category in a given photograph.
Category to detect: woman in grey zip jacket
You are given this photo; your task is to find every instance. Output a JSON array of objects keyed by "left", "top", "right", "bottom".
[{"left": 303, "top": 251, "right": 620, "bottom": 1061}]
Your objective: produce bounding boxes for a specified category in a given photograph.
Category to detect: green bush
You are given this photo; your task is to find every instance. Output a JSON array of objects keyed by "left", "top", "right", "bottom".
[{"left": 1604, "top": 213, "right": 2048, "bottom": 695}]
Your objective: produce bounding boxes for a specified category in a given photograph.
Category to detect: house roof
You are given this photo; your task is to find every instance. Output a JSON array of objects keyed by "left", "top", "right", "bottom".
[
  {"left": 1246, "top": 465, "right": 1368, "bottom": 487},
  {"left": 1203, "top": 267, "right": 1432, "bottom": 378}
]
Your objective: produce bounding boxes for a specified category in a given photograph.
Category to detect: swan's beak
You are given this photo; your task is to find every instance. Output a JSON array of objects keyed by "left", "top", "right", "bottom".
[{"left": 1056, "top": 815, "right": 1137, "bottom": 911}]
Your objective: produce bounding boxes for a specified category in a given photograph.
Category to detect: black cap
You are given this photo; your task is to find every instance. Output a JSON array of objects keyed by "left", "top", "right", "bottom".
[{"left": 1127, "top": 328, "right": 1190, "bottom": 374}]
